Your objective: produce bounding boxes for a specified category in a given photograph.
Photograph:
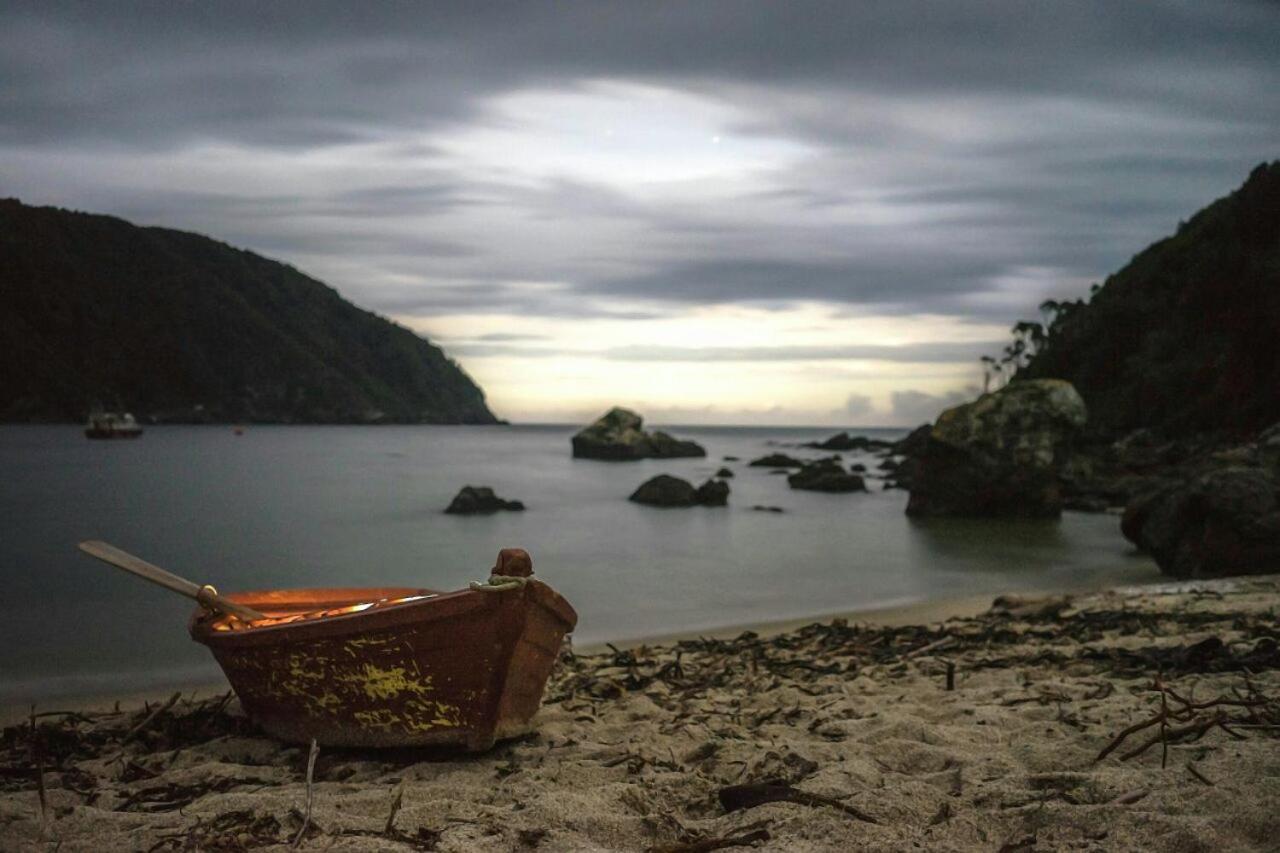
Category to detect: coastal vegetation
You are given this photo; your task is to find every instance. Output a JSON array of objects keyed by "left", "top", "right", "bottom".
[{"left": 990, "top": 161, "right": 1280, "bottom": 439}]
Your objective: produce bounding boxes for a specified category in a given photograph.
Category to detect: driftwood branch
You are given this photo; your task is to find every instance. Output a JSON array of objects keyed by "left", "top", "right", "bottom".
[{"left": 1096, "top": 676, "right": 1279, "bottom": 764}]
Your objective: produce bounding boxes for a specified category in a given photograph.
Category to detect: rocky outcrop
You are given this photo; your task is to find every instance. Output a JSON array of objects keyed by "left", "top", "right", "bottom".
[
  {"left": 748, "top": 453, "right": 806, "bottom": 468},
  {"left": 787, "top": 459, "right": 867, "bottom": 493},
  {"left": 802, "top": 432, "right": 892, "bottom": 452},
  {"left": 893, "top": 424, "right": 933, "bottom": 459},
  {"left": 879, "top": 423, "right": 932, "bottom": 491},
  {"left": 445, "top": 486, "right": 525, "bottom": 514},
  {"left": 1121, "top": 467, "right": 1280, "bottom": 578},
  {"left": 905, "top": 380, "right": 1087, "bottom": 518},
  {"left": 571, "top": 408, "right": 705, "bottom": 461},
  {"left": 629, "top": 475, "right": 729, "bottom": 508}
]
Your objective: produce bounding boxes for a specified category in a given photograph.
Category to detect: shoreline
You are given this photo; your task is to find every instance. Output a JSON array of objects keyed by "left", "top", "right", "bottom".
[
  {"left": 3, "top": 594, "right": 996, "bottom": 726},
  {"left": 4, "top": 578, "right": 1140, "bottom": 725},
  {"left": 576, "top": 592, "right": 1000, "bottom": 654}
]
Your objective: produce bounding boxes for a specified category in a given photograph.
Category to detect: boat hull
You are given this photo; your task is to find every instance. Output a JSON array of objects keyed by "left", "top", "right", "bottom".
[
  {"left": 189, "top": 581, "right": 576, "bottom": 750},
  {"left": 85, "top": 428, "right": 142, "bottom": 439}
]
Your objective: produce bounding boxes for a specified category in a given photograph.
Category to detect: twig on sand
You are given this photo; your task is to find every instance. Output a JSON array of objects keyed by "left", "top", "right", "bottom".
[
  {"left": 1186, "top": 762, "right": 1215, "bottom": 786},
  {"left": 905, "top": 635, "right": 955, "bottom": 659},
  {"left": 123, "top": 691, "right": 181, "bottom": 744},
  {"left": 383, "top": 786, "right": 403, "bottom": 836},
  {"left": 718, "top": 779, "right": 877, "bottom": 824},
  {"left": 1111, "top": 788, "right": 1149, "bottom": 805},
  {"left": 292, "top": 738, "right": 320, "bottom": 848},
  {"left": 29, "top": 706, "right": 47, "bottom": 831}
]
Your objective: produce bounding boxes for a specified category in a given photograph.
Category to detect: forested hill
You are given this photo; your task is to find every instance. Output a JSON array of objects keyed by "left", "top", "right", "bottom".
[
  {"left": 0, "top": 199, "right": 498, "bottom": 424},
  {"left": 1018, "top": 161, "right": 1280, "bottom": 439}
]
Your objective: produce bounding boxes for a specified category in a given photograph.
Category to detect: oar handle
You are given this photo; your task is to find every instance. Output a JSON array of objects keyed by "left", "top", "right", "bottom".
[{"left": 78, "top": 540, "right": 266, "bottom": 622}]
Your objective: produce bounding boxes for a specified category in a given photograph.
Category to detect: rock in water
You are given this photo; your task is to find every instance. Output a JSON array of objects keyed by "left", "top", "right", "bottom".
[
  {"left": 571, "top": 407, "right": 705, "bottom": 460},
  {"left": 1121, "top": 467, "right": 1280, "bottom": 578},
  {"left": 629, "top": 474, "right": 698, "bottom": 507},
  {"left": 630, "top": 475, "right": 730, "bottom": 507},
  {"left": 802, "top": 432, "right": 892, "bottom": 451},
  {"left": 445, "top": 486, "right": 525, "bottom": 514},
  {"left": 905, "top": 379, "right": 1087, "bottom": 518},
  {"left": 695, "top": 478, "right": 730, "bottom": 506},
  {"left": 715, "top": 467, "right": 735, "bottom": 478},
  {"left": 748, "top": 453, "right": 806, "bottom": 468},
  {"left": 788, "top": 459, "right": 867, "bottom": 493}
]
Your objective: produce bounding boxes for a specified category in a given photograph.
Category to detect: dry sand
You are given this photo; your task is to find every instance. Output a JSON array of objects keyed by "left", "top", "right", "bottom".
[{"left": 2, "top": 577, "right": 1278, "bottom": 852}]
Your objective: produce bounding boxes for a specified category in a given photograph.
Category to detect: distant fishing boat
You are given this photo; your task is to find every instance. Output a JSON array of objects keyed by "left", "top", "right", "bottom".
[{"left": 84, "top": 412, "right": 143, "bottom": 439}]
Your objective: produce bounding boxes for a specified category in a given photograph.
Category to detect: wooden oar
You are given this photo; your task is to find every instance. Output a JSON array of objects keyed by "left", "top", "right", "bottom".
[{"left": 78, "top": 540, "right": 266, "bottom": 622}]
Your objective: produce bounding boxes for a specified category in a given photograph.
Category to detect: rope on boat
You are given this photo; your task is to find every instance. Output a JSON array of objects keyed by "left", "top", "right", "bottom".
[{"left": 469, "top": 575, "right": 529, "bottom": 593}]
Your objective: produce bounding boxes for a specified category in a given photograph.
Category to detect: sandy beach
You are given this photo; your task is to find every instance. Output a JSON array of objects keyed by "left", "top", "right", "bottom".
[{"left": 2, "top": 577, "right": 1278, "bottom": 852}]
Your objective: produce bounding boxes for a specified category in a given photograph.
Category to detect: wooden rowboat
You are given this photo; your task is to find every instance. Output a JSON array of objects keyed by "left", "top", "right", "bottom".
[{"left": 187, "top": 549, "right": 577, "bottom": 750}]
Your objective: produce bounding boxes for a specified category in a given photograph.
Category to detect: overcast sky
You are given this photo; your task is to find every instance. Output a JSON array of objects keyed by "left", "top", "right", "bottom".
[{"left": 3, "top": 2, "right": 1277, "bottom": 425}]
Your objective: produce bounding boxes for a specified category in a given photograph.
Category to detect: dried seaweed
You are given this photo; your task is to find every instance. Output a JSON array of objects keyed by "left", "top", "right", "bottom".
[{"left": 718, "top": 778, "right": 877, "bottom": 823}]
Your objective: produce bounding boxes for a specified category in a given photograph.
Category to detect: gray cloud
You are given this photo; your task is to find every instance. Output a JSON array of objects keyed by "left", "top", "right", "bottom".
[
  {"left": 890, "top": 389, "right": 977, "bottom": 425},
  {"left": 845, "top": 394, "right": 873, "bottom": 417},
  {"left": 2, "top": 1, "right": 1278, "bottom": 341},
  {"left": 440, "top": 341, "right": 1005, "bottom": 364}
]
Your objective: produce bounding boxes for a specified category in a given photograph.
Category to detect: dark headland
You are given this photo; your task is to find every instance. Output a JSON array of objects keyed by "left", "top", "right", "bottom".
[{"left": 0, "top": 199, "right": 498, "bottom": 425}]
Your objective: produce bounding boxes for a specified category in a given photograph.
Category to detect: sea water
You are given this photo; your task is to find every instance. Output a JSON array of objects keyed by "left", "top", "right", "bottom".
[{"left": 0, "top": 424, "right": 1158, "bottom": 702}]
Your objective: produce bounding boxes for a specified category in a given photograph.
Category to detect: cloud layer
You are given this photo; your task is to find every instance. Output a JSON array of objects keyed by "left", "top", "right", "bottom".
[{"left": 3, "top": 1, "right": 1277, "bottom": 423}]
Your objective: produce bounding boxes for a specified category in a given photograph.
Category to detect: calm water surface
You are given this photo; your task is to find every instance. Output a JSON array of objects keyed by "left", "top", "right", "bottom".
[{"left": 0, "top": 424, "right": 1158, "bottom": 702}]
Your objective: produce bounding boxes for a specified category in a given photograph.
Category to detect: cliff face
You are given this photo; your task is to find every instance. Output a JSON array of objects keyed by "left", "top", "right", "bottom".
[
  {"left": 1018, "top": 162, "right": 1280, "bottom": 439},
  {"left": 0, "top": 199, "right": 498, "bottom": 424}
]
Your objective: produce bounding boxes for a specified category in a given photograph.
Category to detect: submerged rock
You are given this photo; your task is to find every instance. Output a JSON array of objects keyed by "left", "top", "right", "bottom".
[
  {"left": 445, "top": 486, "right": 525, "bottom": 514},
  {"left": 629, "top": 475, "right": 729, "bottom": 508},
  {"left": 751, "top": 505, "right": 786, "bottom": 513},
  {"left": 572, "top": 407, "right": 705, "bottom": 461},
  {"left": 748, "top": 453, "right": 806, "bottom": 468},
  {"left": 906, "top": 379, "right": 1087, "bottom": 518},
  {"left": 802, "top": 432, "right": 892, "bottom": 452},
  {"left": 1121, "top": 467, "right": 1280, "bottom": 578},
  {"left": 787, "top": 459, "right": 867, "bottom": 493},
  {"left": 715, "top": 467, "right": 735, "bottom": 478},
  {"left": 694, "top": 478, "right": 730, "bottom": 506}
]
